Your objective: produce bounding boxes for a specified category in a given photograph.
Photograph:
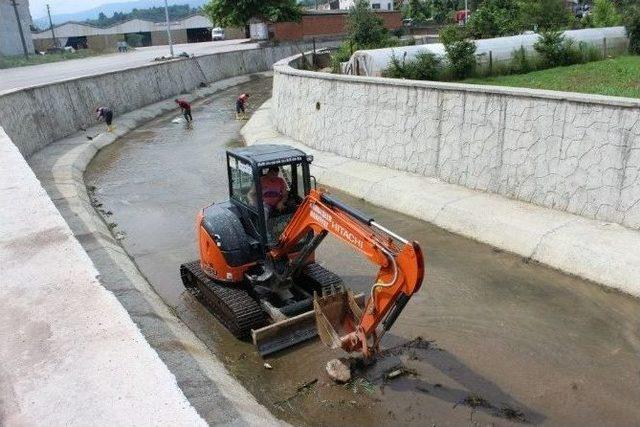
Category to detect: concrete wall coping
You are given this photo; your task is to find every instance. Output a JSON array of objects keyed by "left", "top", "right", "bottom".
[
  {"left": 242, "top": 98, "right": 640, "bottom": 299},
  {"left": 274, "top": 53, "right": 640, "bottom": 109}
]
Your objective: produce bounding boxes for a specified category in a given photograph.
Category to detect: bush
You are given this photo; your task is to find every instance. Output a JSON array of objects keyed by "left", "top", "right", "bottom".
[
  {"left": 330, "top": 43, "right": 354, "bottom": 73},
  {"left": 577, "top": 41, "right": 603, "bottom": 63},
  {"left": 625, "top": 5, "right": 640, "bottom": 54},
  {"left": 592, "top": 0, "right": 622, "bottom": 27},
  {"left": 509, "top": 46, "right": 533, "bottom": 74},
  {"left": 534, "top": 31, "right": 573, "bottom": 67},
  {"left": 383, "top": 52, "right": 442, "bottom": 80},
  {"left": 439, "top": 24, "right": 467, "bottom": 45},
  {"left": 440, "top": 25, "right": 477, "bottom": 79},
  {"left": 445, "top": 41, "right": 477, "bottom": 78}
]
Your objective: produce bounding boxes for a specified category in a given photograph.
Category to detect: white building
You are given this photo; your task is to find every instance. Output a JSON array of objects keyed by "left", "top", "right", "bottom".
[
  {"left": 32, "top": 14, "right": 245, "bottom": 51},
  {"left": 320, "top": 0, "right": 395, "bottom": 11},
  {"left": 0, "top": 0, "right": 34, "bottom": 56}
]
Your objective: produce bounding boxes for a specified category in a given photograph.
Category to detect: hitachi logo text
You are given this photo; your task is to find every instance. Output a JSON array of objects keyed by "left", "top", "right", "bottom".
[{"left": 331, "top": 222, "right": 364, "bottom": 249}]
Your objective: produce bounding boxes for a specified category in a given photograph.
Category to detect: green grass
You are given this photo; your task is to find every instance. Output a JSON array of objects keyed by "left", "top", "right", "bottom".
[
  {"left": 463, "top": 55, "right": 640, "bottom": 99},
  {"left": 0, "top": 49, "right": 113, "bottom": 69}
]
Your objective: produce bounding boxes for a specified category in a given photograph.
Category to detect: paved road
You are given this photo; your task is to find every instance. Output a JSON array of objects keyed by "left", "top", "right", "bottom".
[{"left": 0, "top": 39, "right": 258, "bottom": 94}]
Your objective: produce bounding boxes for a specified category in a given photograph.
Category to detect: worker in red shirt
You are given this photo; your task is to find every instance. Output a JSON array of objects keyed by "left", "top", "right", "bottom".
[
  {"left": 236, "top": 93, "right": 250, "bottom": 120},
  {"left": 175, "top": 99, "right": 193, "bottom": 123},
  {"left": 248, "top": 166, "right": 288, "bottom": 213}
]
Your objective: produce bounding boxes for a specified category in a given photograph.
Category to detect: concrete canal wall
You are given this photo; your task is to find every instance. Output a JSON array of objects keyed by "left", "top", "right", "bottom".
[
  {"left": 0, "top": 42, "right": 334, "bottom": 158},
  {"left": 272, "top": 54, "right": 640, "bottom": 231}
]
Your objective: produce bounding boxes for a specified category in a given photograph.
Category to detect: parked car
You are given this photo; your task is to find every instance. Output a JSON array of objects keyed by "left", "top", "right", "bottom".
[{"left": 211, "top": 27, "right": 225, "bottom": 41}]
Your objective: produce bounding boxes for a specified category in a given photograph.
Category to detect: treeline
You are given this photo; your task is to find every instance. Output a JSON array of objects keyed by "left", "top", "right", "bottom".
[
  {"left": 86, "top": 4, "right": 202, "bottom": 27},
  {"left": 404, "top": 0, "right": 634, "bottom": 34}
]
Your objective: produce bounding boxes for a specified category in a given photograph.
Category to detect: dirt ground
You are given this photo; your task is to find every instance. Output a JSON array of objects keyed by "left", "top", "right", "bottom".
[{"left": 85, "top": 75, "right": 640, "bottom": 426}]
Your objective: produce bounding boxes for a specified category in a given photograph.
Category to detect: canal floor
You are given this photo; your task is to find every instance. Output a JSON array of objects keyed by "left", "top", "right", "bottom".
[{"left": 85, "top": 75, "right": 640, "bottom": 426}]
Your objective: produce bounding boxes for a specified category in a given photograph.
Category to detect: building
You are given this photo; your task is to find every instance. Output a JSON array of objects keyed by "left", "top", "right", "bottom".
[
  {"left": 320, "top": 0, "right": 395, "bottom": 11},
  {"left": 0, "top": 0, "right": 34, "bottom": 56},
  {"left": 269, "top": 10, "right": 402, "bottom": 42},
  {"left": 31, "top": 14, "right": 245, "bottom": 52}
]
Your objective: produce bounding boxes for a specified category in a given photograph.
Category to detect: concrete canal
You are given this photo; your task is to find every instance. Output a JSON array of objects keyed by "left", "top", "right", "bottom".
[{"left": 85, "top": 75, "right": 640, "bottom": 426}]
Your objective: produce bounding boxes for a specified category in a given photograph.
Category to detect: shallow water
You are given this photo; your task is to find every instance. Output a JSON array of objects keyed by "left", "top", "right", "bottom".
[{"left": 86, "top": 75, "right": 640, "bottom": 426}]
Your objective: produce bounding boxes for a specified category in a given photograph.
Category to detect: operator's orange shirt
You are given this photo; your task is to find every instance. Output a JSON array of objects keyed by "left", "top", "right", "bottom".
[{"left": 261, "top": 176, "right": 286, "bottom": 208}]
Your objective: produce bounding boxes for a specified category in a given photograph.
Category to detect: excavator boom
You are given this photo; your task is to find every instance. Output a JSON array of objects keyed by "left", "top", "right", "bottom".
[{"left": 271, "top": 189, "right": 425, "bottom": 357}]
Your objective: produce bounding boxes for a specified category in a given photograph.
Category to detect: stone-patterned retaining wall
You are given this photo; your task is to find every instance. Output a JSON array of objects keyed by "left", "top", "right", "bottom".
[{"left": 272, "top": 55, "right": 640, "bottom": 230}]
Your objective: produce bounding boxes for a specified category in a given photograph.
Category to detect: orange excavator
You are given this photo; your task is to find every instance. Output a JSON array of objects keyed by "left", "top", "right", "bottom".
[{"left": 180, "top": 145, "right": 424, "bottom": 358}]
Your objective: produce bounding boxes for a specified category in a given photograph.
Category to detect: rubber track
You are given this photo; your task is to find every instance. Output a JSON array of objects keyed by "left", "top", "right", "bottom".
[
  {"left": 300, "top": 263, "right": 345, "bottom": 296},
  {"left": 180, "top": 261, "right": 266, "bottom": 338}
]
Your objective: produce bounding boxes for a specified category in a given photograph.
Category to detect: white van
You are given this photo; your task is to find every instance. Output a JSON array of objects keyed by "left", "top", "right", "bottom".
[{"left": 211, "top": 27, "right": 225, "bottom": 41}]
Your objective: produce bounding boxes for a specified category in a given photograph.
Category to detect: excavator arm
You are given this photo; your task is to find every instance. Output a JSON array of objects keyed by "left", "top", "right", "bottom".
[{"left": 271, "top": 189, "right": 425, "bottom": 357}]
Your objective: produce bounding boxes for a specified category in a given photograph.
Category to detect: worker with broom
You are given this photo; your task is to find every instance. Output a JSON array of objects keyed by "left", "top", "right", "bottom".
[
  {"left": 236, "top": 93, "right": 250, "bottom": 120},
  {"left": 175, "top": 98, "right": 193, "bottom": 124}
]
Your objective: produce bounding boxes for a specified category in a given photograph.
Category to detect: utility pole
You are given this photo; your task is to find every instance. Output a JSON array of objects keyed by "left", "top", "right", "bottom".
[
  {"left": 464, "top": 0, "right": 468, "bottom": 24},
  {"left": 46, "top": 4, "right": 59, "bottom": 49},
  {"left": 164, "top": 0, "right": 174, "bottom": 57},
  {"left": 10, "top": 0, "right": 29, "bottom": 59}
]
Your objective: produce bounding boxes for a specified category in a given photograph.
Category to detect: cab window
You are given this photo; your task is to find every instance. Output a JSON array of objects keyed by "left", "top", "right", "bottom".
[{"left": 229, "top": 157, "right": 255, "bottom": 209}]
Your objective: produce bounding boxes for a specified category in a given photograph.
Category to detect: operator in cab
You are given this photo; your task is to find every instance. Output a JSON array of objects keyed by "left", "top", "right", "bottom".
[{"left": 249, "top": 166, "right": 288, "bottom": 214}]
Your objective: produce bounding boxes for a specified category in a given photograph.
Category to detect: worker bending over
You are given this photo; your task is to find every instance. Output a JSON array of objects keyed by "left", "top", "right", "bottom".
[
  {"left": 96, "top": 106, "right": 114, "bottom": 132},
  {"left": 175, "top": 99, "right": 193, "bottom": 124},
  {"left": 236, "top": 93, "right": 250, "bottom": 120}
]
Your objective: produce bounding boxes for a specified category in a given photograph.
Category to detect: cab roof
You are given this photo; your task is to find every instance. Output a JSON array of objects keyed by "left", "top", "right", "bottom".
[{"left": 228, "top": 144, "right": 310, "bottom": 168}]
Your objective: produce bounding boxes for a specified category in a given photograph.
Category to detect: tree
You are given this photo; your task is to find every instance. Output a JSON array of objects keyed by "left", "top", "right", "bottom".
[
  {"left": 592, "top": 0, "right": 622, "bottom": 27},
  {"left": 520, "top": 0, "right": 570, "bottom": 31},
  {"left": 405, "top": 0, "right": 431, "bottom": 22},
  {"left": 625, "top": 4, "right": 640, "bottom": 54},
  {"left": 346, "top": 0, "right": 387, "bottom": 48},
  {"left": 466, "top": 0, "right": 522, "bottom": 39},
  {"left": 203, "top": 0, "right": 301, "bottom": 27},
  {"left": 432, "top": 0, "right": 458, "bottom": 24}
]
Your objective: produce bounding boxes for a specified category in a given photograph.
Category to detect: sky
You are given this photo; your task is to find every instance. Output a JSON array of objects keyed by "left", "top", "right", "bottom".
[{"left": 30, "top": 0, "right": 117, "bottom": 19}]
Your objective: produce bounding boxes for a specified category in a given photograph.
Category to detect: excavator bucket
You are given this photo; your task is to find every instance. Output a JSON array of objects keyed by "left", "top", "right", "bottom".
[
  {"left": 314, "top": 290, "right": 363, "bottom": 349},
  {"left": 251, "top": 292, "right": 365, "bottom": 357}
]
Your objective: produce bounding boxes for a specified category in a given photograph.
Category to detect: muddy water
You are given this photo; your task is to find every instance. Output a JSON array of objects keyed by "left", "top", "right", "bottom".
[{"left": 85, "top": 75, "right": 640, "bottom": 426}]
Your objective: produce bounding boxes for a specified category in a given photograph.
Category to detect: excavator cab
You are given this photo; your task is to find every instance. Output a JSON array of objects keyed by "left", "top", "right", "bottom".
[{"left": 226, "top": 145, "right": 313, "bottom": 248}]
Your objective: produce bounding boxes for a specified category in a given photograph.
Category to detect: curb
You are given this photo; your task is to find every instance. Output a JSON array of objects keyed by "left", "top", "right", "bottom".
[
  {"left": 29, "top": 73, "right": 285, "bottom": 426},
  {"left": 241, "top": 99, "right": 640, "bottom": 298}
]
